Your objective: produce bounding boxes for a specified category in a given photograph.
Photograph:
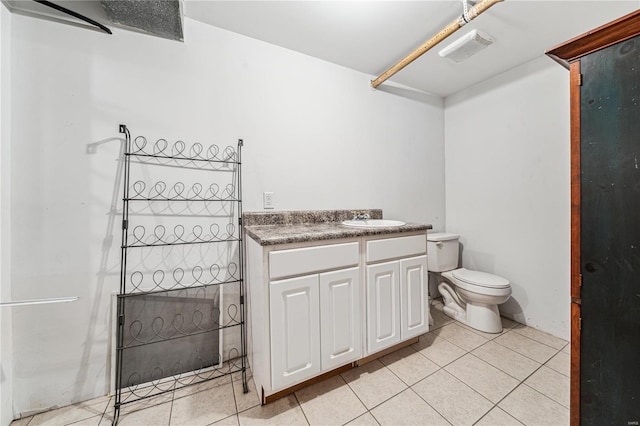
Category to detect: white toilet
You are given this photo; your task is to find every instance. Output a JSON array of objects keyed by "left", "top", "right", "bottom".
[{"left": 427, "top": 233, "right": 511, "bottom": 333}]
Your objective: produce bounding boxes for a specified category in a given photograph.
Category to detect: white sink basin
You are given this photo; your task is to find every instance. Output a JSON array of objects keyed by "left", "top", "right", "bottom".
[{"left": 342, "top": 219, "right": 406, "bottom": 228}]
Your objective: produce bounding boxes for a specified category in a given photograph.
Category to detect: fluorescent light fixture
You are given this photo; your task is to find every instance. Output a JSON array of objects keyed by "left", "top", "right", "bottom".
[{"left": 439, "top": 29, "right": 494, "bottom": 63}]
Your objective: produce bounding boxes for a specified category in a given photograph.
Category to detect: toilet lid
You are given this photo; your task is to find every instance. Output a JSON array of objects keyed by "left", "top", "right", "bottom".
[{"left": 452, "top": 268, "right": 510, "bottom": 289}]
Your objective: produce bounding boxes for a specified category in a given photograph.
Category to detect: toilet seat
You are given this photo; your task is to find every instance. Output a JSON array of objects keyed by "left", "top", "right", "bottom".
[
  {"left": 442, "top": 268, "right": 511, "bottom": 297},
  {"left": 452, "top": 268, "right": 510, "bottom": 289}
]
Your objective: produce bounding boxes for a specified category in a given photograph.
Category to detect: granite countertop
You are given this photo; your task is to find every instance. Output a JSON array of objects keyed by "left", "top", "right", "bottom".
[{"left": 244, "top": 209, "right": 432, "bottom": 246}]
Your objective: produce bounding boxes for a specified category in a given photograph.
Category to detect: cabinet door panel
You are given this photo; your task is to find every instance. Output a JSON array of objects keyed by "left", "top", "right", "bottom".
[
  {"left": 366, "top": 261, "right": 401, "bottom": 354},
  {"left": 320, "top": 267, "right": 362, "bottom": 370},
  {"left": 270, "top": 275, "right": 320, "bottom": 390},
  {"left": 400, "top": 256, "right": 429, "bottom": 340}
]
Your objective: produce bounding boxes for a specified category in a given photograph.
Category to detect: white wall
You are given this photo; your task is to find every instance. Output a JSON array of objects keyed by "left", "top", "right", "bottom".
[
  {"left": 0, "top": 3, "right": 13, "bottom": 425},
  {"left": 444, "top": 56, "right": 571, "bottom": 339},
  {"left": 9, "top": 14, "right": 443, "bottom": 416}
]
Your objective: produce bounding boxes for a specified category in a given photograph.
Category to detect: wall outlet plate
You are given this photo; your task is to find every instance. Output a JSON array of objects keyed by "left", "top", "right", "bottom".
[{"left": 263, "top": 192, "right": 275, "bottom": 209}]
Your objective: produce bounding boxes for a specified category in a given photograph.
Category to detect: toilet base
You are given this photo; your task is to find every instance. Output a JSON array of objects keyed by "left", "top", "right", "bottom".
[
  {"left": 439, "top": 282, "right": 503, "bottom": 334},
  {"left": 464, "top": 302, "right": 502, "bottom": 333}
]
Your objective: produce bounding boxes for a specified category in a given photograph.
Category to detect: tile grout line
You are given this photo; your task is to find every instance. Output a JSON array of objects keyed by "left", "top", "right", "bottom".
[
  {"left": 508, "top": 327, "right": 568, "bottom": 351},
  {"left": 520, "top": 381, "right": 570, "bottom": 410},
  {"left": 292, "top": 388, "right": 311, "bottom": 425},
  {"left": 411, "top": 320, "right": 496, "bottom": 426},
  {"left": 494, "top": 380, "right": 570, "bottom": 425},
  {"left": 469, "top": 338, "right": 546, "bottom": 382},
  {"left": 102, "top": 396, "right": 112, "bottom": 425},
  {"left": 462, "top": 327, "right": 529, "bottom": 426},
  {"left": 334, "top": 372, "right": 372, "bottom": 424},
  {"left": 337, "top": 409, "right": 374, "bottom": 426},
  {"left": 376, "top": 359, "right": 456, "bottom": 423},
  {"left": 491, "top": 331, "right": 564, "bottom": 365},
  {"left": 229, "top": 373, "right": 241, "bottom": 423},
  {"left": 102, "top": 395, "right": 115, "bottom": 426},
  {"left": 413, "top": 332, "right": 476, "bottom": 369},
  {"left": 429, "top": 322, "right": 494, "bottom": 353},
  {"left": 472, "top": 381, "right": 532, "bottom": 424},
  {"left": 438, "top": 353, "right": 514, "bottom": 423},
  {"left": 167, "top": 390, "right": 175, "bottom": 426},
  {"left": 406, "top": 387, "right": 454, "bottom": 426},
  {"left": 340, "top": 364, "right": 413, "bottom": 416},
  {"left": 416, "top": 368, "right": 495, "bottom": 425},
  {"left": 231, "top": 368, "right": 262, "bottom": 416},
  {"left": 424, "top": 326, "right": 480, "bottom": 354},
  {"left": 204, "top": 413, "right": 237, "bottom": 426},
  {"left": 472, "top": 403, "right": 524, "bottom": 426},
  {"left": 368, "top": 409, "right": 383, "bottom": 426},
  {"left": 379, "top": 347, "right": 442, "bottom": 388},
  {"left": 426, "top": 317, "right": 455, "bottom": 332},
  {"left": 544, "top": 352, "right": 571, "bottom": 378},
  {"left": 485, "top": 353, "right": 568, "bottom": 424}
]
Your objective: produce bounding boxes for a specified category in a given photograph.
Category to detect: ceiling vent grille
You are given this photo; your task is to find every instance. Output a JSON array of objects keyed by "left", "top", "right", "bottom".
[{"left": 439, "top": 29, "right": 494, "bottom": 63}]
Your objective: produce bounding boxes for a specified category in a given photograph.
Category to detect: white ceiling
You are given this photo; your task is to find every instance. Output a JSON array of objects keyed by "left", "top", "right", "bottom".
[
  {"left": 5, "top": 0, "right": 638, "bottom": 97},
  {"left": 184, "top": 0, "right": 639, "bottom": 97}
]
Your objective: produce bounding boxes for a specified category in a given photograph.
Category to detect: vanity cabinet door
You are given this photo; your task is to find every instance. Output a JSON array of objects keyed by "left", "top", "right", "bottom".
[
  {"left": 400, "top": 256, "right": 429, "bottom": 340},
  {"left": 319, "top": 267, "right": 362, "bottom": 371},
  {"left": 270, "top": 275, "right": 321, "bottom": 390},
  {"left": 366, "top": 261, "right": 401, "bottom": 354}
]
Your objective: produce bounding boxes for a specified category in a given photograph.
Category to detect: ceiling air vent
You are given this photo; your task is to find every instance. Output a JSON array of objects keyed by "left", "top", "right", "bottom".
[{"left": 439, "top": 29, "right": 494, "bottom": 63}]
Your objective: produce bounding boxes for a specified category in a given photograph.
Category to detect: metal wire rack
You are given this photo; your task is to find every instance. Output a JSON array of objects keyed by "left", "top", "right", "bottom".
[{"left": 113, "top": 125, "right": 247, "bottom": 425}]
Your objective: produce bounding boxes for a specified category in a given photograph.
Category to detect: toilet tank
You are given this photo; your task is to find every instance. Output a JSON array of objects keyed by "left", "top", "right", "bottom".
[{"left": 427, "top": 233, "right": 460, "bottom": 272}]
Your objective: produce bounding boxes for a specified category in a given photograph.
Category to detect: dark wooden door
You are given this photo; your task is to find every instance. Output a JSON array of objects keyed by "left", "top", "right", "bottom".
[{"left": 579, "top": 34, "right": 640, "bottom": 425}]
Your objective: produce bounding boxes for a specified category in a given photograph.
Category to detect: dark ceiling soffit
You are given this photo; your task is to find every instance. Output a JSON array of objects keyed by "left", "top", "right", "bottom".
[{"left": 101, "top": 0, "right": 184, "bottom": 42}]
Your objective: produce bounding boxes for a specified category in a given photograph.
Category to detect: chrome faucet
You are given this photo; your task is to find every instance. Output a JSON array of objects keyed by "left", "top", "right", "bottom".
[{"left": 351, "top": 211, "right": 370, "bottom": 221}]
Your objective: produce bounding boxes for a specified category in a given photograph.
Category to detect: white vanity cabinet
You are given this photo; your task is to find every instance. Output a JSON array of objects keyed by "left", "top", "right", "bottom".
[
  {"left": 247, "top": 239, "right": 362, "bottom": 398},
  {"left": 246, "top": 230, "right": 428, "bottom": 403},
  {"left": 269, "top": 266, "right": 361, "bottom": 390},
  {"left": 365, "top": 235, "right": 429, "bottom": 355}
]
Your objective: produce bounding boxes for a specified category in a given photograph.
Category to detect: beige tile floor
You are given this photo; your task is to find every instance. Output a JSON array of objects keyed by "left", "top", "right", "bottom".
[{"left": 12, "top": 302, "right": 570, "bottom": 426}]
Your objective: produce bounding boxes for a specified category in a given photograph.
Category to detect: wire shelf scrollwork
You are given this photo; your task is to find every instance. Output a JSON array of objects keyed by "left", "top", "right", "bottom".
[
  {"left": 120, "top": 306, "right": 241, "bottom": 349},
  {"left": 127, "top": 136, "right": 237, "bottom": 166},
  {"left": 127, "top": 263, "right": 239, "bottom": 294},
  {"left": 127, "top": 223, "right": 238, "bottom": 247},
  {"left": 118, "top": 351, "right": 245, "bottom": 407},
  {"left": 128, "top": 180, "right": 238, "bottom": 202}
]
